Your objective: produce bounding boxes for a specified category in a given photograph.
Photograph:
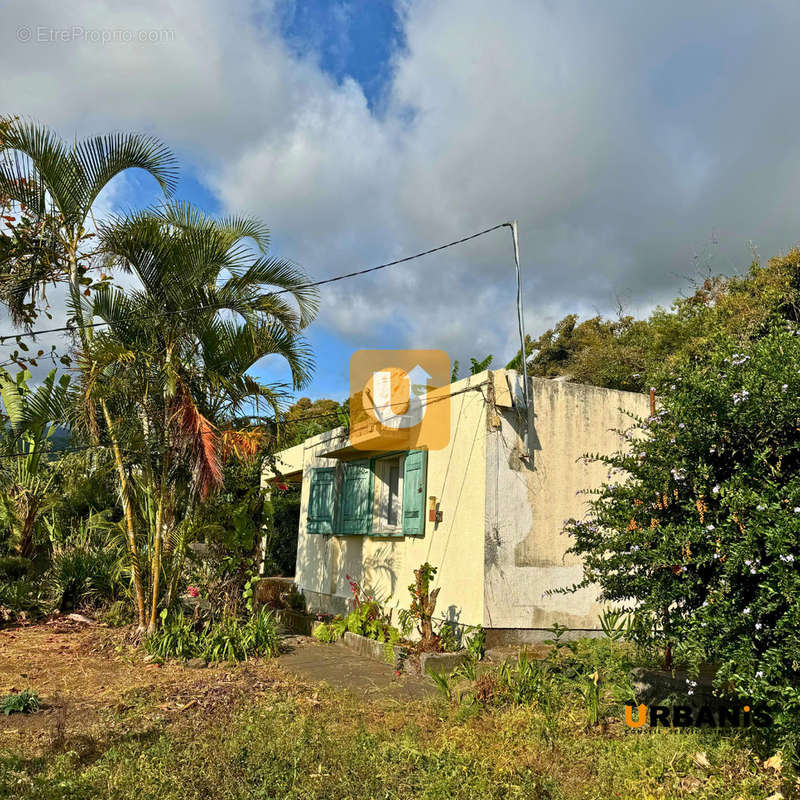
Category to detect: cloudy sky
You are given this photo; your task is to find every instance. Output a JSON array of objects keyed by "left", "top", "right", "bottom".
[{"left": 3, "top": 0, "right": 800, "bottom": 400}]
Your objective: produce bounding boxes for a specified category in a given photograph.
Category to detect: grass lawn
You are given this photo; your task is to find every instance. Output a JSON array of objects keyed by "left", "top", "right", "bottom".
[{"left": 0, "top": 622, "right": 790, "bottom": 799}]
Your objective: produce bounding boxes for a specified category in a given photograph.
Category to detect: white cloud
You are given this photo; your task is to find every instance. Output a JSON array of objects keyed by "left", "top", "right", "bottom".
[{"left": 4, "top": 0, "right": 800, "bottom": 375}]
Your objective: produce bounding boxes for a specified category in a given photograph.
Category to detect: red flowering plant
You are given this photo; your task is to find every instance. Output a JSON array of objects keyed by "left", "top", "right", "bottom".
[{"left": 558, "top": 324, "right": 800, "bottom": 760}]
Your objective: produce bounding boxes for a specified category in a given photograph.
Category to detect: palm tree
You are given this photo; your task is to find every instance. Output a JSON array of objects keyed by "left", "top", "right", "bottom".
[
  {"left": 0, "top": 115, "right": 177, "bottom": 328},
  {"left": 74, "top": 203, "right": 318, "bottom": 634},
  {"left": 0, "top": 368, "right": 71, "bottom": 558}
]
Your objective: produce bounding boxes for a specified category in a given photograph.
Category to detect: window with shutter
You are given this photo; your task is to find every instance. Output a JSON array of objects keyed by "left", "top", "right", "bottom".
[
  {"left": 337, "top": 460, "right": 373, "bottom": 534},
  {"left": 307, "top": 467, "right": 335, "bottom": 534},
  {"left": 401, "top": 449, "right": 427, "bottom": 537}
]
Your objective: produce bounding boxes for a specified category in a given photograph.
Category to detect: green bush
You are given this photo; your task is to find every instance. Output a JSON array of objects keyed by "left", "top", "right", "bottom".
[
  {"left": 0, "top": 555, "right": 33, "bottom": 581},
  {"left": 98, "top": 599, "right": 134, "bottom": 628},
  {"left": 312, "top": 602, "right": 399, "bottom": 646},
  {"left": 145, "top": 613, "right": 199, "bottom": 661},
  {"left": 561, "top": 324, "right": 800, "bottom": 758},
  {"left": 46, "top": 545, "right": 124, "bottom": 612},
  {"left": 1, "top": 689, "right": 39, "bottom": 715},
  {"left": 144, "top": 607, "right": 279, "bottom": 663},
  {"left": 0, "top": 579, "right": 44, "bottom": 620}
]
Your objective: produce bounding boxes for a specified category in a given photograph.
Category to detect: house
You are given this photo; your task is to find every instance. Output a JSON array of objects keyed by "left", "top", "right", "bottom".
[{"left": 261, "top": 369, "right": 649, "bottom": 645}]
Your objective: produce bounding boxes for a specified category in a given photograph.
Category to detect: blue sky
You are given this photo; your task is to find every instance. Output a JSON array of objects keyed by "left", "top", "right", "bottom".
[
  {"left": 6, "top": 0, "right": 800, "bottom": 409},
  {"left": 277, "top": 0, "right": 403, "bottom": 112}
]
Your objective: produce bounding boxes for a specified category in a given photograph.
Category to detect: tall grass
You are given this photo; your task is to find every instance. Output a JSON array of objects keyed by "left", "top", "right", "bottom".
[{"left": 144, "top": 607, "right": 280, "bottom": 662}]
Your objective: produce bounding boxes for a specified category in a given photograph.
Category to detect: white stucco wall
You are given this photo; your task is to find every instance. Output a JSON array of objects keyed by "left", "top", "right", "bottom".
[{"left": 483, "top": 376, "right": 650, "bottom": 637}]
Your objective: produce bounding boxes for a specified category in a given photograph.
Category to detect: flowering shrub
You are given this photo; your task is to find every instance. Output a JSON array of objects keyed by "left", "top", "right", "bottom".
[{"left": 561, "top": 325, "right": 800, "bottom": 757}]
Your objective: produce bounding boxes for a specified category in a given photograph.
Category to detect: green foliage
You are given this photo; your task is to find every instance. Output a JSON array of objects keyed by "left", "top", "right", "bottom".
[
  {"left": 408, "top": 562, "right": 440, "bottom": 647},
  {"left": 429, "top": 669, "right": 452, "bottom": 700},
  {"left": 98, "top": 599, "right": 133, "bottom": 628},
  {"left": 507, "top": 249, "right": 800, "bottom": 392},
  {"left": 0, "top": 555, "right": 33, "bottom": 581},
  {"left": 437, "top": 621, "right": 461, "bottom": 652},
  {"left": 561, "top": 324, "right": 800, "bottom": 756},
  {"left": 312, "top": 620, "right": 339, "bottom": 643},
  {"left": 598, "top": 608, "right": 632, "bottom": 643},
  {"left": 266, "top": 490, "right": 300, "bottom": 575},
  {"left": 0, "top": 579, "right": 43, "bottom": 620},
  {"left": 280, "top": 396, "right": 348, "bottom": 447},
  {"left": 144, "top": 607, "right": 280, "bottom": 663},
  {"left": 450, "top": 354, "right": 493, "bottom": 383},
  {"left": 45, "top": 541, "right": 126, "bottom": 611},
  {"left": 0, "top": 689, "right": 39, "bottom": 715},
  {"left": 464, "top": 625, "right": 486, "bottom": 661},
  {"left": 200, "top": 608, "right": 279, "bottom": 663},
  {"left": 312, "top": 601, "right": 400, "bottom": 646},
  {"left": 0, "top": 368, "right": 71, "bottom": 559},
  {"left": 145, "top": 612, "right": 199, "bottom": 661}
]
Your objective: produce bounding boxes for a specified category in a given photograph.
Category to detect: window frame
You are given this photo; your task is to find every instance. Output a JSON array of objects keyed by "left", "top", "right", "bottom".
[{"left": 370, "top": 453, "right": 406, "bottom": 537}]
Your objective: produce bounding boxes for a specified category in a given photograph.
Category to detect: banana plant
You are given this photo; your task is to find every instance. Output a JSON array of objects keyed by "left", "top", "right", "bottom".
[{"left": 0, "top": 368, "right": 70, "bottom": 557}]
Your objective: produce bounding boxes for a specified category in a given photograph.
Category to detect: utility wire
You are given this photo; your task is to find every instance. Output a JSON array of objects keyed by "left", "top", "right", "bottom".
[{"left": 0, "top": 223, "right": 508, "bottom": 344}]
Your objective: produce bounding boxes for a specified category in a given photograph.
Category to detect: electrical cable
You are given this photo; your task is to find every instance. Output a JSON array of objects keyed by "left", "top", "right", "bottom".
[{"left": 0, "top": 223, "right": 509, "bottom": 344}]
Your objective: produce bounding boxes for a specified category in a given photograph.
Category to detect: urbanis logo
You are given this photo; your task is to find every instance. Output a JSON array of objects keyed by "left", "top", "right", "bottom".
[
  {"left": 624, "top": 703, "right": 772, "bottom": 729},
  {"left": 350, "top": 350, "right": 450, "bottom": 451}
]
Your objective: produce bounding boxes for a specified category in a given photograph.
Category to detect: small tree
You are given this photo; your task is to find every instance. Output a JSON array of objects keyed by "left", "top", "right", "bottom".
[
  {"left": 561, "top": 325, "right": 800, "bottom": 755},
  {"left": 408, "top": 562, "right": 440, "bottom": 649}
]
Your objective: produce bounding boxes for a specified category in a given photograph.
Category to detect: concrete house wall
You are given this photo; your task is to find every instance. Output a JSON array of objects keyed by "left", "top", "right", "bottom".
[
  {"left": 264, "top": 370, "right": 648, "bottom": 638},
  {"left": 274, "top": 372, "right": 489, "bottom": 628},
  {"left": 484, "top": 377, "right": 650, "bottom": 641}
]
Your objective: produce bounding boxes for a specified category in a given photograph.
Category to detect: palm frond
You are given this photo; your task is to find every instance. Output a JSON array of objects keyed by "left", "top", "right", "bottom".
[
  {"left": 74, "top": 131, "right": 178, "bottom": 210},
  {"left": 170, "top": 388, "right": 222, "bottom": 499}
]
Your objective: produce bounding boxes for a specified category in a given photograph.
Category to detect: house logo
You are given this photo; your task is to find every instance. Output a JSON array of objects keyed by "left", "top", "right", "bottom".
[{"left": 350, "top": 350, "right": 450, "bottom": 451}]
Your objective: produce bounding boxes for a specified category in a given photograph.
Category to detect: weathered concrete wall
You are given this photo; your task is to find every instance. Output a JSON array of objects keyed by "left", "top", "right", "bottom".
[
  {"left": 483, "top": 375, "right": 649, "bottom": 639},
  {"left": 281, "top": 373, "right": 489, "bottom": 629}
]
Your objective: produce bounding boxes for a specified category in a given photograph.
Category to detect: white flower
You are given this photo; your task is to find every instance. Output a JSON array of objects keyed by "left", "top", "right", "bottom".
[
  {"left": 755, "top": 623, "right": 762, "bottom": 630},
  {"left": 757, "top": 505, "right": 766, "bottom": 511},
  {"left": 743, "top": 607, "right": 751, "bottom": 614},
  {"left": 707, "top": 524, "right": 715, "bottom": 531},
  {"left": 794, "top": 507, "right": 800, "bottom": 513},
  {"left": 712, "top": 485, "right": 720, "bottom": 494},
  {"left": 756, "top": 670, "right": 764, "bottom": 678}
]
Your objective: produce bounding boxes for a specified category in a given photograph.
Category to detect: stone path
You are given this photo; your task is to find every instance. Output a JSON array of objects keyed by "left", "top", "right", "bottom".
[{"left": 277, "top": 635, "right": 436, "bottom": 701}]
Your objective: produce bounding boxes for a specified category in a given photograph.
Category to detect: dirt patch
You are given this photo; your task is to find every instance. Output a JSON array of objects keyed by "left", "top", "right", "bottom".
[
  {"left": 0, "top": 621, "right": 298, "bottom": 758},
  {"left": 0, "top": 620, "right": 436, "bottom": 760}
]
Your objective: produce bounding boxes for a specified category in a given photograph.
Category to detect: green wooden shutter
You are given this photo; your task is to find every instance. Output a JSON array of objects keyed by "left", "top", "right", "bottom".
[
  {"left": 402, "top": 449, "right": 427, "bottom": 537},
  {"left": 307, "top": 468, "right": 335, "bottom": 534},
  {"left": 338, "top": 460, "right": 373, "bottom": 535}
]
